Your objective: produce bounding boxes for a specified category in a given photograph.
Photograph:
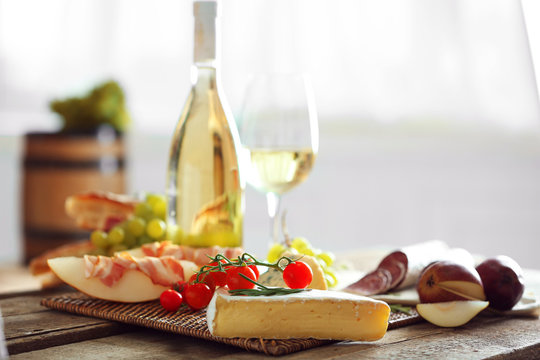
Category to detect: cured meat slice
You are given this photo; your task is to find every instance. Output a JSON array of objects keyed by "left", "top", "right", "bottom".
[
  {"left": 378, "top": 252, "right": 407, "bottom": 289},
  {"left": 83, "top": 253, "right": 195, "bottom": 287},
  {"left": 140, "top": 241, "right": 243, "bottom": 267},
  {"left": 129, "top": 256, "right": 186, "bottom": 287},
  {"left": 344, "top": 268, "right": 393, "bottom": 296},
  {"left": 345, "top": 240, "right": 475, "bottom": 296},
  {"left": 84, "top": 255, "right": 127, "bottom": 287}
]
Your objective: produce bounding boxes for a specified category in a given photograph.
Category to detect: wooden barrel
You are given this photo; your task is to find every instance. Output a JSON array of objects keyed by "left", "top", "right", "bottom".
[{"left": 22, "top": 128, "right": 126, "bottom": 263}]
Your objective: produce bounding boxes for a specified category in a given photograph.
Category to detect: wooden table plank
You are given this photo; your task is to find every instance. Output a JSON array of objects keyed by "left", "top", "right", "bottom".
[
  {"left": 0, "top": 266, "right": 42, "bottom": 296},
  {"left": 1, "top": 290, "right": 135, "bottom": 355},
  {"left": 6, "top": 313, "right": 539, "bottom": 359},
  {"left": 209, "top": 316, "right": 540, "bottom": 360},
  {"left": 9, "top": 329, "right": 244, "bottom": 359}
]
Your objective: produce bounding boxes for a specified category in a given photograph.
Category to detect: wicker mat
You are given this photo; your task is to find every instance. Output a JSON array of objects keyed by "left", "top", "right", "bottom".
[{"left": 41, "top": 292, "right": 422, "bottom": 356}]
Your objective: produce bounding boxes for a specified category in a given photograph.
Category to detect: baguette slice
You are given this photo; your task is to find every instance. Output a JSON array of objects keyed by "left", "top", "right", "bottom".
[{"left": 65, "top": 191, "right": 138, "bottom": 231}]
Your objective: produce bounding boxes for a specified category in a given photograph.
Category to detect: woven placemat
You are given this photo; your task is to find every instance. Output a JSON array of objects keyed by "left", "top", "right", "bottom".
[{"left": 41, "top": 292, "right": 422, "bottom": 356}]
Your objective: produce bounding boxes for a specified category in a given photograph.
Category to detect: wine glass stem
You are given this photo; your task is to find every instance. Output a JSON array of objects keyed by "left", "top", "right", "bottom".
[{"left": 266, "top": 192, "right": 281, "bottom": 243}]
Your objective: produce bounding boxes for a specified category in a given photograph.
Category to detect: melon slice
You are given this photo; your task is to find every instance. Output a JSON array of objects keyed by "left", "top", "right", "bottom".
[
  {"left": 48, "top": 257, "right": 197, "bottom": 303},
  {"left": 416, "top": 300, "right": 489, "bottom": 327}
]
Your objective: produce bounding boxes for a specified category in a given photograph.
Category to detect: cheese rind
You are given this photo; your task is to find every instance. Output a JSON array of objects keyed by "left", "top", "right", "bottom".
[{"left": 206, "top": 288, "right": 390, "bottom": 341}]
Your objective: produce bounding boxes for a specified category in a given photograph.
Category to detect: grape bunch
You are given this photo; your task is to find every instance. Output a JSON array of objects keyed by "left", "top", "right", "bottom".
[
  {"left": 267, "top": 237, "right": 338, "bottom": 287},
  {"left": 50, "top": 80, "right": 131, "bottom": 133},
  {"left": 90, "top": 194, "right": 182, "bottom": 255}
]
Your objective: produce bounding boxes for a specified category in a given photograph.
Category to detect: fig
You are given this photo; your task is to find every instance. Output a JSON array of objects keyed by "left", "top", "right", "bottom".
[
  {"left": 476, "top": 255, "right": 525, "bottom": 311},
  {"left": 416, "top": 261, "right": 486, "bottom": 303}
]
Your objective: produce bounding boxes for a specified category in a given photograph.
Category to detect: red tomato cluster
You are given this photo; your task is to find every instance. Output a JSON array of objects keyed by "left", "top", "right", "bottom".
[
  {"left": 159, "top": 258, "right": 312, "bottom": 312},
  {"left": 159, "top": 262, "right": 260, "bottom": 312}
]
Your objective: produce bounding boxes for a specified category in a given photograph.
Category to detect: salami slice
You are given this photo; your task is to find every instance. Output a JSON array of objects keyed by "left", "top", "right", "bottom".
[
  {"left": 344, "top": 268, "right": 393, "bottom": 296},
  {"left": 344, "top": 240, "right": 475, "bottom": 296},
  {"left": 378, "top": 251, "right": 407, "bottom": 289}
]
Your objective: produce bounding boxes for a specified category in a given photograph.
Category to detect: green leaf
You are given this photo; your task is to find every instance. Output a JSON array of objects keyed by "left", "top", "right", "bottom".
[{"left": 389, "top": 304, "right": 412, "bottom": 315}]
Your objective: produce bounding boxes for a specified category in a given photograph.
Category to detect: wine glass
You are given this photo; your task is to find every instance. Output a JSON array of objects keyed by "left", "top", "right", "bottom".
[{"left": 240, "top": 73, "right": 319, "bottom": 243}]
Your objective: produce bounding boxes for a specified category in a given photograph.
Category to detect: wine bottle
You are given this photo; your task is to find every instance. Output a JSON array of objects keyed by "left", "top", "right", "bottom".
[{"left": 167, "top": 0, "right": 244, "bottom": 248}]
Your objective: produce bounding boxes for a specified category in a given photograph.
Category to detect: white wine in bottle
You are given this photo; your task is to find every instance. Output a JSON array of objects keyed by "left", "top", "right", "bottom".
[{"left": 167, "top": 0, "right": 243, "bottom": 248}]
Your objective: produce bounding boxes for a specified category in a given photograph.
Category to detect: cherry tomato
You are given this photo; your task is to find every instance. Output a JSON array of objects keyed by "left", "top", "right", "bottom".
[
  {"left": 243, "top": 259, "right": 260, "bottom": 280},
  {"left": 189, "top": 273, "right": 216, "bottom": 291},
  {"left": 174, "top": 281, "right": 188, "bottom": 295},
  {"left": 160, "top": 289, "right": 183, "bottom": 312},
  {"left": 226, "top": 266, "right": 257, "bottom": 290},
  {"left": 283, "top": 261, "right": 313, "bottom": 289},
  {"left": 248, "top": 264, "right": 259, "bottom": 280},
  {"left": 207, "top": 260, "right": 229, "bottom": 287},
  {"left": 184, "top": 283, "right": 214, "bottom": 310}
]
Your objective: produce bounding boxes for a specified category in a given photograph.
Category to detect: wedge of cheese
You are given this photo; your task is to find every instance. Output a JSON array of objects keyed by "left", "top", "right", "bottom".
[{"left": 206, "top": 288, "right": 390, "bottom": 341}]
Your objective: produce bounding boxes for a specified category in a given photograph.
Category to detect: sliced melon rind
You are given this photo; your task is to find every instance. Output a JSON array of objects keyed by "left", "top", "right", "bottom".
[{"left": 48, "top": 257, "right": 168, "bottom": 303}]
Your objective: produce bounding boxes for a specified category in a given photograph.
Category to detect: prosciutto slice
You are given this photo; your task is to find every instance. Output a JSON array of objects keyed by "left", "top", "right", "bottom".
[
  {"left": 141, "top": 241, "right": 243, "bottom": 266},
  {"left": 84, "top": 255, "right": 126, "bottom": 287},
  {"left": 84, "top": 253, "right": 189, "bottom": 287},
  {"left": 345, "top": 240, "right": 475, "bottom": 296}
]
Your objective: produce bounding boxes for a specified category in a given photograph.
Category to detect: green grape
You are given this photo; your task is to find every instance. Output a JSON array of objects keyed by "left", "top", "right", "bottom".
[
  {"left": 127, "top": 217, "right": 146, "bottom": 237},
  {"left": 166, "top": 224, "right": 184, "bottom": 245},
  {"left": 123, "top": 232, "right": 137, "bottom": 248},
  {"left": 291, "top": 237, "right": 311, "bottom": 252},
  {"left": 108, "top": 226, "right": 125, "bottom": 245},
  {"left": 145, "top": 193, "right": 167, "bottom": 220},
  {"left": 110, "top": 244, "right": 128, "bottom": 254},
  {"left": 90, "top": 230, "right": 108, "bottom": 248},
  {"left": 292, "top": 236, "right": 337, "bottom": 287},
  {"left": 50, "top": 80, "right": 131, "bottom": 133},
  {"left": 314, "top": 256, "right": 328, "bottom": 270},
  {"left": 152, "top": 199, "right": 167, "bottom": 220},
  {"left": 324, "top": 268, "right": 338, "bottom": 288},
  {"left": 135, "top": 202, "right": 153, "bottom": 220},
  {"left": 268, "top": 234, "right": 338, "bottom": 288},
  {"left": 316, "top": 252, "right": 335, "bottom": 267},
  {"left": 94, "top": 247, "right": 108, "bottom": 256},
  {"left": 286, "top": 247, "right": 300, "bottom": 255},
  {"left": 267, "top": 243, "right": 286, "bottom": 263},
  {"left": 137, "top": 235, "right": 154, "bottom": 245},
  {"left": 145, "top": 193, "right": 165, "bottom": 207},
  {"left": 146, "top": 219, "right": 166, "bottom": 239}
]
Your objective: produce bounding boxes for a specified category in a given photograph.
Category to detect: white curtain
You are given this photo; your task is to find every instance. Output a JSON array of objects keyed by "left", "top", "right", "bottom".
[{"left": 0, "top": 0, "right": 538, "bottom": 134}]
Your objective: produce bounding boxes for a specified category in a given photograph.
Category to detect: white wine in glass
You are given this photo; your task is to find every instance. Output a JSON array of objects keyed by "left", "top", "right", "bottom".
[{"left": 240, "top": 73, "right": 318, "bottom": 243}]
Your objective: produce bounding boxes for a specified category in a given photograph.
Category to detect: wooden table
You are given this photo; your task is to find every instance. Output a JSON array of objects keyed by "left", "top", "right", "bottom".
[{"left": 1, "top": 259, "right": 539, "bottom": 359}]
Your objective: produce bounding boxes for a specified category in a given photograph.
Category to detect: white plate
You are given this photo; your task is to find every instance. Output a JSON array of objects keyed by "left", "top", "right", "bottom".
[{"left": 336, "top": 269, "right": 540, "bottom": 317}]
